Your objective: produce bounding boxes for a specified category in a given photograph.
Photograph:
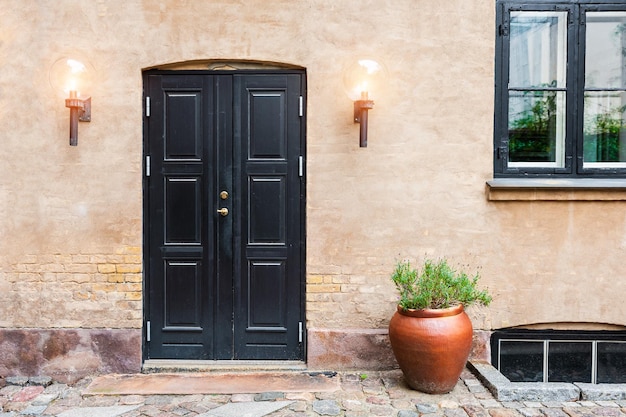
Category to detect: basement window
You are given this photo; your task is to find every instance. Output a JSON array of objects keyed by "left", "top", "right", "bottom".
[{"left": 491, "top": 330, "right": 626, "bottom": 383}]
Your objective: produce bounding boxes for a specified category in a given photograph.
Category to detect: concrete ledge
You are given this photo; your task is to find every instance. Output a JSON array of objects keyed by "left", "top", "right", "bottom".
[
  {"left": 469, "top": 361, "right": 626, "bottom": 402},
  {"left": 469, "top": 361, "right": 580, "bottom": 402},
  {"left": 576, "top": 383, "right": 626, "bottom": 401},
  {"left": 486, "top": 178, "right": 626, "bottom": 201}
]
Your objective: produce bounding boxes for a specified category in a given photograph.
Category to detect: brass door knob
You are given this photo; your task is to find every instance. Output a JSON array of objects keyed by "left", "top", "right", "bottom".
[{"left": 216, "top": 208, "right": 229, "bottom": 217}]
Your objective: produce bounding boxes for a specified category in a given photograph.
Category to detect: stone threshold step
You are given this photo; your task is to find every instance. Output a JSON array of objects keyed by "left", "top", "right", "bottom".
[
  {"left": 84, "top": 370, "right": 339, "bottom": 396},
  {"left": 143, "top": 359, "right": 307, "bottom": 373}
]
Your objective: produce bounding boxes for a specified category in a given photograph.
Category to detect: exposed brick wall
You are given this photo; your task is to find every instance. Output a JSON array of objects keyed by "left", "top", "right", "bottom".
[
  {"left": 0, "top": 246, "right": 142, "bottom": 329},
  {"left": 306, "top": 272, "right": 399, "bottom": 330},
  {"left": 306, "top": 274, "right": 341, "bottom": 293}
]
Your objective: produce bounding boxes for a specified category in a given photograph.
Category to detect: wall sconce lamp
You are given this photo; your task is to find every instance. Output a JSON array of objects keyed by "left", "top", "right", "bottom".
[
  {"left": 50, "top": 58, "right": 93, "bottom": 146},
  {"left": 354, "top": 92, "right": 374, "bottom": 147},
  {"left": 343, "top": 59, "right": 387, "bottom": 148},
  {"left": 65, "top": 89, "right": 91, "bottom": 146}
]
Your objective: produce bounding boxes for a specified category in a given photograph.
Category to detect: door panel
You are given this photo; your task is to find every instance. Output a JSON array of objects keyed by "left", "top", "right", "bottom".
[
  {"left": 165, "top": 177, "right": 201, "bottom": 244},
  {"left": 249, "top": 92, "right": 286, "bottom": 158},
  {"left": 165, "top": 261, "right": 202, "bottom": 327},
  {"left": 249, "top": 177, "right": 286, "bottom": 243},
  {"left": 145, "top": 74, "right": 214, "bottom": 359},
  {"left": 233, "top": 74, "right": 303, "bottom": 359},
  {"left": 165, "top": 92, "right": 203, "bottom": 159},
  {"left": 144, "top": 71, "right": 305, "bottom": 361}
]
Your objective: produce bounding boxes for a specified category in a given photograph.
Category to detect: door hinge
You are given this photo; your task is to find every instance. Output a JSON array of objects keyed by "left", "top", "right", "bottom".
[
  {"left": 146, "top": 321, "right": 151, "bottom": 342},
  {"left": 499, "top": 23, "right": 509, "bottom": 37},
  {"left": 298, "top": 156, "right": 304, "bottom": 177},
  {"left": 146, "top": 155, "right": 151, "bottom": 177},
  {"left": 145, "top": 96, "right": 151, "bottom": 117},
  {"left": 298, "top": 321, "right": 304, "bottom": 343},
  {"left": 299, "top": 96, "right": 304, "bottom": 117}
]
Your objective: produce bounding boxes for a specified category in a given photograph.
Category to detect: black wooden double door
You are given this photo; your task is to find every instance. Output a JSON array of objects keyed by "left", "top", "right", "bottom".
[{"left": 143, "top": 71, "right": 305, "bottom": 361}]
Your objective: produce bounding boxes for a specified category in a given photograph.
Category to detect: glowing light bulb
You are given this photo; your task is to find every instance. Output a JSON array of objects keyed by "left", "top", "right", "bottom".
[{"left": 342, "top": 59, "right": 387, "bottom": 101}]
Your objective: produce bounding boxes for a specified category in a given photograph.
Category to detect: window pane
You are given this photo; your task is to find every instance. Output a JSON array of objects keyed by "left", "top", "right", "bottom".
[
  {"left": 597, "top": 342, "right": 626, "bottom": 384},
  {"left": 585, "top": 12, "right": 626, "bottom": 89},
  {"left": 583, "top": 12, "right": 626, "bottom": 169},
  {"left": 499, "top": 340, "right": 544, "bottom": 382},
  {"left": 547, "top": 342, "right": 592, "bottom": 383},
  {"left": 583, "top": 92, "right": 626, "bottom": 165},
  {"left": 509, "top": 12, "right": 567, "bottom": 89},
  {"left": 509, "top": 90, "right": 566, "bottom": 166}
]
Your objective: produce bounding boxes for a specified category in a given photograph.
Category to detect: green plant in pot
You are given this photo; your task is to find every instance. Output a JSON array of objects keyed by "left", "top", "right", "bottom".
[{"left": 388, "top": 258, "right": 491, "bottom": 394}]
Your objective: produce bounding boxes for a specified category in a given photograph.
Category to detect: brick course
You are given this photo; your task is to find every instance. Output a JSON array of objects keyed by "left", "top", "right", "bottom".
[{"left": 0, "top": 246, "right": 142, "bottom": 329}]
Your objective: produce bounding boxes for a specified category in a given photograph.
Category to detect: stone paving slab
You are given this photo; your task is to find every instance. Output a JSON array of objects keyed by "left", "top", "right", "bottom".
[
  {"left": 56, "top": 405, "right": 141, "bottom": 417},
  {"left": 85, "top": 371, "right": 339, "bottom": 395},
  {"left": 198, "top": 400, "right": 293, "bottom": 417}
]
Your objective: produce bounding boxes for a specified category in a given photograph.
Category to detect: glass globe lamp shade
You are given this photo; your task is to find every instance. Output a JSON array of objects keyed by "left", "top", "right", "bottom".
[
  {"left": 342, "top": 59, "right": 387, "bottom": 101},
  {"left": 49, "top": 57, "right": 94, "bottom": 98}
]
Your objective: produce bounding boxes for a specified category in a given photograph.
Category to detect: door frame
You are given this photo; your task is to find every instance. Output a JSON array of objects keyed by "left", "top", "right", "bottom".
[{"left": 141, "top": 67, "right": 307, "bottom": 363}]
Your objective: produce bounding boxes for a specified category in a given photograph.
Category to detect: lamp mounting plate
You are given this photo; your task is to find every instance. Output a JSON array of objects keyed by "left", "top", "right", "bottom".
[
  {"left": 79, "top": 97, "right": 91, "bottom": 122},
  {"left": 354, "top": 99, "right": 374, "bottom": 123}
]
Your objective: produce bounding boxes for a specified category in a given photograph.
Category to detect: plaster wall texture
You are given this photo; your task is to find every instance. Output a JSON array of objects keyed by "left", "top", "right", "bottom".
[{"left": 0, "top": 0, "right": 625, "bottom": 337}]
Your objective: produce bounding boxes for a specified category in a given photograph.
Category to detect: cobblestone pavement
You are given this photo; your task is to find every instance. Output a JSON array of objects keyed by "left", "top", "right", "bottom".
[{"left": 1, "top": 369, "right": 626, "bottom": 417}]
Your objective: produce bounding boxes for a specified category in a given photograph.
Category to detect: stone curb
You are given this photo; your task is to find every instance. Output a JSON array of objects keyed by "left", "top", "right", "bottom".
[
  {"left": 575, "top": 383, "right": 626, "bottom": 401},
  {"left": 468, "top": 361, "right": 626, "bottom": 403}
]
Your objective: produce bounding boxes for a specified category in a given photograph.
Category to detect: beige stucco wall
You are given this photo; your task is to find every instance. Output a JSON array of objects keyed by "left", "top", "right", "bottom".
[{"left": 1, "top": 0, "right": 625, "bottom": 337}]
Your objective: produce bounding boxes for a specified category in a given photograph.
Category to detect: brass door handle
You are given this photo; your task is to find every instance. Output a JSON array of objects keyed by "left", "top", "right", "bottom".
[{"left": 217, "top": 207, "right": 229, "bottom": 217}]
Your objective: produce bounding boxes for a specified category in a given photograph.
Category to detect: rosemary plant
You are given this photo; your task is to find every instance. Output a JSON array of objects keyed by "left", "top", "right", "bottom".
[{"left": 391, "top": 258, "right": 492, "bottom": 310}]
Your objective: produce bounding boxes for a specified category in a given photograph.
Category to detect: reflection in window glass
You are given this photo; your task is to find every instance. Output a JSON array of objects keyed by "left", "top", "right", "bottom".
[
  {"left": 508, "top": 11, "right": 567, "bottom": 167},
  {"left": 509, "top": 12, "right": 567, "bottom": 88},
  {"left": 584, "top": 92, "right": 626, "bottom": 165},
  {"left": 548, "top": 342, "right": 592, "bottom": 383},
  {"left": 597, "top": 342, "right": 626, "bottom": 383},
  {"left": 585, "top": 12, "right": 626, "bottom": 90},
  {"left": 583, "top": 12, "right": 626, "bottom": 167},
  {"left": 509, "top": 91, "right": 566, "bottom": 165},
  {"left": 500, "top": 341, "right": 544, "bottom": 382}
]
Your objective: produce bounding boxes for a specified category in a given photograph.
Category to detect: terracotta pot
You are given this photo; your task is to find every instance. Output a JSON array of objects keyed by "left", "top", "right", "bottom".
[{"left": 388, "top": 304, "right": 473, "bottom": 394}]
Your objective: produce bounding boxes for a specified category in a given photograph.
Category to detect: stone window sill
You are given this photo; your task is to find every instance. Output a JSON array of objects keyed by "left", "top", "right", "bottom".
[{"left": 486, "top": 178, "right": 626, "bottom": 201}]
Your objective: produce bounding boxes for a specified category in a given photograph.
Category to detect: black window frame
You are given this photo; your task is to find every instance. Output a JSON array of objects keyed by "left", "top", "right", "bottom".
[{"left": 494, "top": 0, "right": 626, "bottom": 178}]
